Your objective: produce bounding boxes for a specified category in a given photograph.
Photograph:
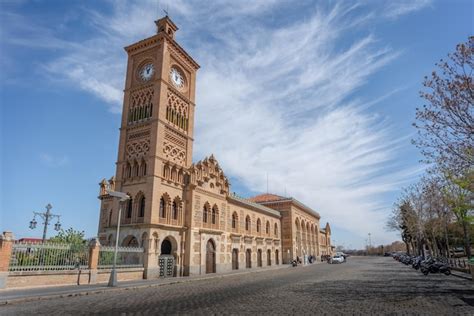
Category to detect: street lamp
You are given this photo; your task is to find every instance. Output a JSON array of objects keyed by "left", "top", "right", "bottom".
[
  {"left": 104, "top": 186, "right": 130, "bottom": 287},
  {"left": 29, "top": 204, "right": 61, "bottom": 243}
]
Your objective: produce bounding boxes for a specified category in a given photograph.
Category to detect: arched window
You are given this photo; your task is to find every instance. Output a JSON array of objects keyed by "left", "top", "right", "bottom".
[
  {"left": 211, "top": 205, "right": 218, "bottom": 225},
  {"left": 245, "top": 216, "right": 251, "bottom": 231},
  {"left": 257, "top": 218, "right": 261, "bottom": 233},
  {"left": 172, "top": 201, "right": 178, "bottom": 220},
  {"left": 133, "top": 162, "right": 139, "bottom": 177},
  {"left": 139, "top": 197, "right": 145, "bottom": 217},
  {"left": 232, "top": 212, "right": 238, "bottom": 229},
  {"left": 108, "top": 209, "right": 113, "bottom": 227},
  {"left": 126, "top": 198, "right": 133, "bottom": 218},
  {"left": 159, "top": 197, "right": 166, "bottom": 218},
  {"left": 141, "top": 161, "right": 147, "bottom": 176},
  {"left": 126, "top": 163, "right": 132, "bottom": 178},
  {"left": 266, "top": 221, "right": 270, "bottom": 235},
  {"left": 203, "top": 204, "right": 209, "bottom": 223},
  {"left": 274, "top": 223, "right": 278, "bottom": 237}
]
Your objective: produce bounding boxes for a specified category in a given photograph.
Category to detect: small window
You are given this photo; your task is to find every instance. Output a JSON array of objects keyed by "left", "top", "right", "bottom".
[
  {"left": 126, "top": 199, "right": 133, "bottom": 218},
  {"left": 159, "top": 197, "right": 166, "bottom": 218},
  {"left": 139, "top": 197, "right": 145, "bottom": 217}
]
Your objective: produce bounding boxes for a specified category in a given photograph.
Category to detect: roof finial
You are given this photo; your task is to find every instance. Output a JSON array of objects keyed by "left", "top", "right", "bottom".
[{"left": 163, "top": 4, "right": 169, "bottom": 17}]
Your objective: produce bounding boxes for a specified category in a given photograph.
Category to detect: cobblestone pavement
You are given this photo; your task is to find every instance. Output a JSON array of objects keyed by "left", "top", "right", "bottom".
[{"left": 1, "top": 257, "right": 473, "bottom": 315}]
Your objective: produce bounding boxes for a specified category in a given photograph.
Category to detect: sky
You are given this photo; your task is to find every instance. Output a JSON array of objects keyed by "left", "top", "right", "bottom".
[{"left": 1, "top": 0, "right": 472, "bottom": 249}]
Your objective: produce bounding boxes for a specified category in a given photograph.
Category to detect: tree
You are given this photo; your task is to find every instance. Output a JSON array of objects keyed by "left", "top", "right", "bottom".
[
  {"left": 443, "top": 171, "right": 473, "bottom": 257},
  {"left": 50, "top": 227, "right": 86, "bottom": 246},
  {"left": 413, "top": 36, "right": 474, "bottom": 174}
]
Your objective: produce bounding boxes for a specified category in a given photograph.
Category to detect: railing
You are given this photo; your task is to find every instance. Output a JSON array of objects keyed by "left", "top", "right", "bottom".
[
  {"left": 448, "top": 258, "right": 470, "bottom": 273},
  {"left": 9, "top": 241, "right": 89, "bottom": 272},
  {"left": 98, "top": 246, "right": 144, "bottom": 269}
]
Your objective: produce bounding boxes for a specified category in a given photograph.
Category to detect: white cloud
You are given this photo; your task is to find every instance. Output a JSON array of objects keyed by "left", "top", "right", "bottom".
[
  {"left": 3, "top": 0, "right": 429, "bottom": 247},
  {"left": 39, "top": 153, "right": 69, "bottom": 167},
  {"left": 382, "top": 0, "right": 432, "bottom": 19}
]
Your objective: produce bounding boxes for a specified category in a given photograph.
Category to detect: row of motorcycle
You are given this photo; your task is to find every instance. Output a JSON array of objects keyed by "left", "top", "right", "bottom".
[{"left": 393, "top": 253, "right": 451, "bottom": 275}]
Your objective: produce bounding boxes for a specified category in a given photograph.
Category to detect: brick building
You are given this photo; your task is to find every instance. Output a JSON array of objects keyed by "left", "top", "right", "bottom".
[{"left": 97, "top": 16, "right": 332, "bottom": 278}]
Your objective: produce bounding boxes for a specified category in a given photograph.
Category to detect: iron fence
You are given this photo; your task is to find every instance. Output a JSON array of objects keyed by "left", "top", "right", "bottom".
[
  {"left": 448, "top": 258, "right": 470, "bottom": 273},
  {"left": 9, "top": 241, "right": 89, "bottom": 272},
  {"left": 98, "top": 246, "right": 144, "bottom": 269}
]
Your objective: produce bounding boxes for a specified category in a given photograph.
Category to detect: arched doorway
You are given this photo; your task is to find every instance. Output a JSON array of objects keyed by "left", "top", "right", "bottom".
[
  {"left": 159, "top": 237, "right": 176, "bottom": 278},
  {"left": 257, "top": 249, "right": 262, "bottom": 267},
  {"left": 206, "top": 239, "right": 216, "bottom": 274},
  {"left": 161, "top": 239, "right": 172, "bottom": 254},
  {"left": 232, "top": 249, "right": 239, "bottom": 270},
  {"left": 267, "top": 249, "right": 271, "bottom": 266},
  {"left": 275, "top": 250, "right": 279, "bottom": 265},
  {"left": 246, "top": 249, "right": 251, "bottom": 268}
]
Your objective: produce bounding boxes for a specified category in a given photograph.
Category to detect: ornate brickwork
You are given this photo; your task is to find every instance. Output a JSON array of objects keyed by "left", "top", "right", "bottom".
[
  {"left": 163, "top": 141, "right": 186, "bottom": 164},
  {"left": 166, "top": 90, "right": 189, "bottom": 132},
  {"left": 126, "top": 139, "right": 150, "bottom": 160},
  {"left": 128, "top": 86, "right": 154, "bottom": 124}
]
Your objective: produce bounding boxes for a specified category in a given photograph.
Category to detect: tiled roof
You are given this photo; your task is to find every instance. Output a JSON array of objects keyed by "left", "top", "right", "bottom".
[
  {"left": 228, "top": 194, "right": 281, "bottom": 217},
  {"left": 248, "top": 193, "right": 287, "bottom": 203}
]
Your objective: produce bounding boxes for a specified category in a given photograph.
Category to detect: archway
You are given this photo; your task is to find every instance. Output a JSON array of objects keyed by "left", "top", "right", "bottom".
[
  {"left": 206, "top": 239, "right": 216, "bottom": 274},
  {"left": 257, "top": 249, "right": 262, "bottom": 267},
  {"left": 246, "top": 249, "right": 252, "bottom": 268},
  {"left": 122, "top": 235, "right": 139, "bottom": 247},
  {"left": 267, "top": 249, "right": 271, "bottom": 266},
  {"left": 159, "top": 237, "right": 177, "bottom": 277},
  {"left": 161, "top": 239, "right": 172, "bottom": 254},
  {"left": 232, "top": 249, "right": 239, "bottom": 270}
]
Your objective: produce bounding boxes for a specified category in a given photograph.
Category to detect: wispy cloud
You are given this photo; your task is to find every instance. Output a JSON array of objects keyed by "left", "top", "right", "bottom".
[
  {"left": 39, "top": 153, "right": 69, "bottom": 167},
  {"left": 382, "top": 0, "right": 432, "bottom": 19},
  {"left": 2, "top": 0, "right": 431, "bottom": 246}
]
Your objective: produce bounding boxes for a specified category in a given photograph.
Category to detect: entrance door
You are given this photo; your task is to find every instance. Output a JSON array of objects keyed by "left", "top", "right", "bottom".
[
  {"left": 246, "top": 249, "right": 251, "bottom": 268},
  {"left": 232, "top": 249, "right": 239, "bottom": 270},
  {"left": 159, "top": 239, "right": 175, "bottom": 277},
  {"left": 267, "top": 249, "right": 271, "bottom": 266},
  {"left": 159, "top": 255, "right": 175, "bottom": 277},
  {"left": 275, "top": 250, "right": 279, "bottom": 265},
  {"left": 206, "top": 239, "right": 216, "bottom": 274},
  {"left": 257, "top": 249, "right": 262, "bottom": 267}
]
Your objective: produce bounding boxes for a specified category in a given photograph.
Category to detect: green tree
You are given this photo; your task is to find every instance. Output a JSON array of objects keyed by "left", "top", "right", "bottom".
[
  {"left": 50, "top": 228, "right": 86, "bottom": 246},
  {"left": 443, "top": 171, "right": 474, "bottom": 258}
]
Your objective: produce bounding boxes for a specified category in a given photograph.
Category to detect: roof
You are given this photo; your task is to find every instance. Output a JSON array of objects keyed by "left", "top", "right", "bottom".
[
  {"left": 249, "top": 193, "right": 321, "bottom": 219},
  {"left": 18, "top": 238, "right": 44, "bottom": 243},
  {"left": 248, "top": 193, "right": 287, "bottom": 203},
  {"left": 228, "top": 194, "right": 281, "bottom": 218}
]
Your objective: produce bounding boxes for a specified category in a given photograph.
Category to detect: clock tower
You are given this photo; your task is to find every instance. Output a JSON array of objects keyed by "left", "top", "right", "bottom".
[{"left": 98, "top": 16, "right": 199, "bottom": 277}]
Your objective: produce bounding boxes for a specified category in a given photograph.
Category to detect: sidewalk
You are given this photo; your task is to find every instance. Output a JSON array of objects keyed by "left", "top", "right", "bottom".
[{"left": 0, "top": 263, "right": 301, "bottom": 305}]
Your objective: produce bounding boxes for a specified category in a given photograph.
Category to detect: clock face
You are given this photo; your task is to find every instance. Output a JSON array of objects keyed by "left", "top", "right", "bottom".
[
  {"left": 139, "top": 63, "right": 154, "bottom": 81},
  {"left": 170, "top": 67, "right": 185, "bottom": 89}
]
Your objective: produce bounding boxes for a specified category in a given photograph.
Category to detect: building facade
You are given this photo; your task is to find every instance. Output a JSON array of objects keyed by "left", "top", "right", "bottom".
[{"left": 97, "top": 17, "right": 332, "bottom": 278}]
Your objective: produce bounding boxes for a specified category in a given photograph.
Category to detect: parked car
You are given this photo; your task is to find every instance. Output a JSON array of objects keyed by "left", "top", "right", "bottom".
[{"left": 330, "top": 255, "right": 344, "bottom": 264}]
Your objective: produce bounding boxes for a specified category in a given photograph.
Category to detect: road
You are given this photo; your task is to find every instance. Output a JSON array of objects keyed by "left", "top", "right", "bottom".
[{"left": 1, "top": 257, "right": 473, "bottom": 315}]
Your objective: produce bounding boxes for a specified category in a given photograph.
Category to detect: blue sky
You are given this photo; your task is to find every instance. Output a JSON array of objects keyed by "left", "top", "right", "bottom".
[{"left": 1, "top": 0, "right": 472, "bottom": 249}]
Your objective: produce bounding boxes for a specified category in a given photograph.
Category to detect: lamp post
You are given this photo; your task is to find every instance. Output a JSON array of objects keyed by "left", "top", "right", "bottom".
[
  {"left": 104, "top": 187, "right": 130, "bottom": 287},
  {"left": 29, "top": 204, "right": 62, "bottom": 243}
]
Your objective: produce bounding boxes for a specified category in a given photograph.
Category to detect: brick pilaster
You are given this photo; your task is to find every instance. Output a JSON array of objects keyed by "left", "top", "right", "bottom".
[
  {"left": 88, "top": 238, "right": 100, "bottom": 284},
  {"left": 0, "top": 231, "right": 14, "bottom": 289}
]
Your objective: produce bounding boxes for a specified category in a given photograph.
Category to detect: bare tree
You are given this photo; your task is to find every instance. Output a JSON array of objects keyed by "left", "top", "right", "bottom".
[{"left": 413, "top": 36, "right": 474, "bottom": 173}]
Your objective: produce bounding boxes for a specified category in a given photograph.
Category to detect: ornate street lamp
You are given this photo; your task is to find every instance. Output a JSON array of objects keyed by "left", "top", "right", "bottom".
[{"left": 29, "top": 204, "right": 61, "bottom": 243}]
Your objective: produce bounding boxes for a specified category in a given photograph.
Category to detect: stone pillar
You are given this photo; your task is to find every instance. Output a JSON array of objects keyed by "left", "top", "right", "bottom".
[
  {"left": 88, "top": 238, "right": 100, "bottom": 284},
  {"left": 0, "top": 231, "right": 14, "bottom": 289},
  {"left": 143, "top": 238, "right": 158, "bottom": 279}
]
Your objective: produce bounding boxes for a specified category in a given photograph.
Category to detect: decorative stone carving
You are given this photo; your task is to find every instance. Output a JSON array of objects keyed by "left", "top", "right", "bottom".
[{"left": 126, "top": 139, "right": 150, "bottom": 159}]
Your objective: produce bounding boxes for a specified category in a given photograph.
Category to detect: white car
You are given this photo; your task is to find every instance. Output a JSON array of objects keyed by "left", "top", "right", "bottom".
[{"left": 330, "top": 255, "right": 344, "bottom": 264}]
